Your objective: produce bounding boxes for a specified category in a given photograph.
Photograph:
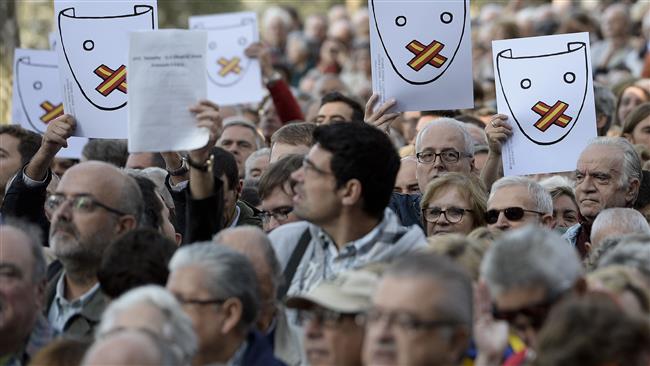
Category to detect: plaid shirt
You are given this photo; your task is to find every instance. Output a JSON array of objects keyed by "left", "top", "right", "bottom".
[{"left": 270, "top": 208, "right": 427, "bottom": 296}]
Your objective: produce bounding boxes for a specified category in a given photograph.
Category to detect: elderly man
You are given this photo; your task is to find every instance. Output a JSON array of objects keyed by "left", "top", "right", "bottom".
[
  {"left": 269, "top": 122, "right": 316, "bottom": 163},
  {"left": 363, "top": 253, "right": 473, "bottom": 366},
  {"left": 287, "top": 270, "right": 379, "bottom": 366},
  {"left": 314, "top": 92, "right": 364, "bottom": 124},
  {"left": 564, "top": 137, "right": 642, "bottom": 258},
  {"left": 166, "top": 243, "right": 284, "bottom": 366},
  {"left": 589, "top": 208, "right": 650, "bottom": 250},
  {"left": 258, "top": 155, "right": 302, "bottom": 232},
  {"left": 0, "top": 221, "right": 53, "bottom": 366},
  {"left": 215, "top": 227, "right": 303, "bottom": 366},
  {"left": 591, "top": 3, "right": 637, "bottom": 71},
  {"left": 45, "top": 160, "right": 143, "bottom": 338},
  {"left": 96, "top": 285, "right": 197, "bottom": 365},
  {"left": 486, "top": 176, "right": 554, "bottom": 232},
  {"left": 269, "top": 123, "right": 426, "bottom": 297},
  {"left": 245, "top": 148, "right": 271, "bottom": 180},
  {"left": 480, "top": 226, "right": 584, "bottom": 364},
  {"left": 217, "top": 118, "right": 264, "bottom": 178},
  {"left": 82, "top": 329, "right": 178, "bottom": 366}
]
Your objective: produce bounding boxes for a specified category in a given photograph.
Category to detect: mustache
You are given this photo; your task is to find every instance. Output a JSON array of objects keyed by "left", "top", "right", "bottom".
[{"left": 51, "top": 220, "right": 79, "bottom": 237}]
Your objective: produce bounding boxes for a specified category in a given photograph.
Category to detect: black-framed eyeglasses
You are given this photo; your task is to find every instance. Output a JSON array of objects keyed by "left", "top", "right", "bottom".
[
  {"left": 416, "top": 149, "right": 471, "bottom": 165},
  {"left": 365, "top": 308, "right": 457, "bottom": 332},
  {"left": 302, "top": 157, "right": 333, "bottom": 176},
  {"left": 491, "top": 290, "right": 564, "bottom": 331},
  {"left": 175, "top": 295, "right": 227, "bottom": 307},
  {"left": 297, "top": 308, "right": 364, "bottom": 327},
  {"left": 485, "top": 207, "right": 545, "bottom": 224},
  {"left": 260, "top": 206, "right": 294, "bottom": 223},
  {"left": 44, "top": 194, "right": 127, "bottom": 216},
  {"left": 422, "top": 206, "right": 472, "bottom": 224}
]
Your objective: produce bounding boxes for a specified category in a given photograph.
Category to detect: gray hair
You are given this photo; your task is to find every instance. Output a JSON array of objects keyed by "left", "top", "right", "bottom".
[
  {"left": 213, "top": 226, "right": 284, "bottom": 299},
  {"left": 117, "top": 171, "right": 145, "bottom": 224},
  {"left": 480, "top": 226, "right": 583, "bottom": 297},
  {"left": 591, "top": 208, "right": 650, "bottom": 246},
  {"left": 1, "top": 219, "right": 46, "bottom": 283},
  {"left": 97, "top": 285, "right": 197, "bottom": 365},
  {"left": 385, "top": 252, "right": 473, "bottom": 331},
  {"left": 220, "top": 118, "right": 265, "bottom": 149},
  {"left": 585, "top": 137, "right": 642, "bottom": 191},
  {"left": 139, "top": 167, "right": 175, "bottom": 210},
  {"left": 593, "top": 84, "right": 616, "bottom": 134},
  {"left": 262, "top": 6, "right": 292, "bottom": 30},
  {"left": 415, "top": 118, "right": 475, "bottom": 157},
  {"left": 169, "top": 243, "right": 260, "bottom": 331},
  {"left": 245, "top": 148, "right": 271, "bottom": 179},
  {"left": 539, "top": 175, "right": 577, "bottom": 202},
  {"left": 598, "top": 239, "right": 650, "bottom": 279},
  {"left": 489, "top": 176, "right": 553, "bottom": 214}
]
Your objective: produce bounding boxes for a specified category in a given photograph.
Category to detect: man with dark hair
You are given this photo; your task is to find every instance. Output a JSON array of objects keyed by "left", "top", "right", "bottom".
[
  {"left": 81, "top": 139, "right": 128, "bottom": 167},
  {"left": 128, "top": 175, "right": 163, "bottom": 231},
  {"left": 97, "top": 229, "right": 177, "bottom": 299},
  {"left": 217, "top": 118, "right": 264, "bottom": 178},
  {"left": 0, "top": 125, "right": 41, "bottom": 203},
  {"left": 314, "top": 91, "right": 364, "bottom": 124},
  {"left": 269, "top": 122, "right": 316, "bottom": 163},
  {"left": 258, "top": 154, "right": 303, "bottom": 232},
  {"left": 269, "top": 123, "right": 426, "bottom": 297}
]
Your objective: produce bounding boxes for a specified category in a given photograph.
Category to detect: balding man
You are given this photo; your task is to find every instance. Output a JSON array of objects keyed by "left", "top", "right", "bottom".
[
  {"left": 82, "top": 329, "right": 178, "bottom": 366},
  {"left": 214, "top": 227, "right": 303, "bottom": 366},
  {"left": 589, "top": 208, "right": 650, "bottom": 250},
  {"left": 45, "top": 160, "right": 144, "bottom": 338}
]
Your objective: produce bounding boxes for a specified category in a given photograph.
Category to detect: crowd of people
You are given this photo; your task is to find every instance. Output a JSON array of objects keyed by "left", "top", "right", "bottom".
[{"left": 2, "top": 1, "right": 650, "bottom": 366}]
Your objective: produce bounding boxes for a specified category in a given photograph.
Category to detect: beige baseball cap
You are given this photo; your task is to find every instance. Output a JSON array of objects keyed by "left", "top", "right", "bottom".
[{"left": 286, "top": 269, "right": 380, "bottom": 314}]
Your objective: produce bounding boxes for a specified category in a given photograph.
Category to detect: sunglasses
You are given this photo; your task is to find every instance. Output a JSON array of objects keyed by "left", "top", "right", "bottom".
[
  {"left": 491, "top": 291, "right": 564, "bottom": 331},
  {"left": 485, "top": 207, "right": 544, "bottom": 224}
]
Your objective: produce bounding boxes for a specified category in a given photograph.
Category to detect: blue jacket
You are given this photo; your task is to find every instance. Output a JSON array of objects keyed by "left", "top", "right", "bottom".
[
  {"left": 388, "top": 192, "right": 423, "bottom": 228},
  {"left": 243, "top": 330, "right": 286, "bottom": 366}
]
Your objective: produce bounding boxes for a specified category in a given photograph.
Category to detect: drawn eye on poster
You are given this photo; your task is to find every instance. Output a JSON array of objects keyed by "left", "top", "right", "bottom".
[
  {"left": 54, "top": 0, "right": 157, "bottom": 138},
  {"left": 492, "top": 32, "right": 597, "bottom": 176},
  {"left": 368, "top": 0, "right": 473, "bottom": 112},
  {"left": 11, "top": 48, "right": 88, "bottom": 159},
  {"left": 189, "top": 12, "right": 263, "bottom": 106}
]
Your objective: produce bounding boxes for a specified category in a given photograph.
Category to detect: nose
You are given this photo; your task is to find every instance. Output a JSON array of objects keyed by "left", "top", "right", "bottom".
[
  {"left": 304, "top": 318, "right": 323, "bottom": 339},
  {"left": 494, "top": 211, "right": 510, "bottom": 230},
  {"left": 291, "top": 167, "right": 305, "bottom": 183}
]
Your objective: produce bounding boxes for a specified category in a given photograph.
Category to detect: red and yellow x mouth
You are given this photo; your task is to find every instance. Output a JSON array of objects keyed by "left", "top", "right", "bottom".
[
  {"left": 406, "top": 40, "right": 447, "bottom": 71},
  {"left": 40, "top": 101, "right": 64, "bottom": 123},
  {"left": 531, "top": 100, "right": 572, "bottom": 132},
  {"left": 218, "top": 57, "right": 241, "bottom": 77},
  {"left": 94, "top": 64, "right": 127, "bottom": 96}
]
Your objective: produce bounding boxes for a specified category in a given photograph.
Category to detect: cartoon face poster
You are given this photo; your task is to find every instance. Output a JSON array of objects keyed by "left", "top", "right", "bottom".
[
  {"left": 492, "top": 32, "right": 597, "bottom": 176},
  {"left": 54, "top": 0, "right": 157, "bottom": 138},
  {"left": 11, "top": 48, "right": 88, "bottom": 159},
  {"left": 189, "top": 12, "right": 264, "bottom": 106},
  {"left": 368, "top": 0, "right": 473, "bottom": 112}
]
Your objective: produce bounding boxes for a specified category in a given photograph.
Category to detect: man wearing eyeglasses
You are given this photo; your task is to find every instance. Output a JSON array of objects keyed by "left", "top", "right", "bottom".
[
  {"left": 166, "top": 243, "right": 285, "bottom": 366},
  {"left": 286, "top": 269, "right": 379, "bottom": 366},
  {"left": 389, "top": 118, "right": 477, "bottom": 228},
  {"left": 269, "top": 123, "right": 426, "bottom": 298},
  {"left": 485, "top": 176, "right": 554, "bottom": 233},
  {"left": 479, "top": 227, "right": 585, "bottom": 365},
  {"left": 258, "top": 154, "right": 303, "bottom": 233},
  {"left": 363, "top": 253, "right": 473, "bottom": 366}
]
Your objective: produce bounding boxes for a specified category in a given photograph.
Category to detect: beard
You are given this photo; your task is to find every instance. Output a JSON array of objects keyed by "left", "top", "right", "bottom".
[{"left": 49, "top": 219, "right": 113, "bottom": 272}]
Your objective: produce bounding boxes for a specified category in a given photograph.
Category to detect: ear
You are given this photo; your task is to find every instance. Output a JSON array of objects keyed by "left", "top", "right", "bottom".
[
  {"left": 237, "top": 179, "right": 243, "bottom": 195},
  {"left": 340, "top": 179, "right": 363, "bottom": 208},
  {"left": 34, "top": 279, "right": 46, "bottom": 310},
  {"left": 220, "top": 298, "right": 244, "bottom": 335},
  {"left": 447, "top": 326, "right": 471, "bottom": 362},
  {"left": 116, "top": 215, "right": 138, "bottom": 234},
  {"left": 174, "top": 232, "right": 183, "bottom": 246},
  {"left": 541, "top": 214, "right": 554, "bottom": 228},
  {"left": 625, "top": 178, "right": 641, "bottom": 205},
  {"left": 622, "top": 132, "right": 634, "bottom": 144}
]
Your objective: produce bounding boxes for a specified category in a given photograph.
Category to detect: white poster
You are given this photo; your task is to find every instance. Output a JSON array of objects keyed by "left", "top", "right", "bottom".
[
  {"left": 368, "top": 0, "right": 473, "bottom": 112},
  {"left": 54, "top": 0, "right": 157, "bottom": 138},
  {"left": 493, "top": 32, "right": 597, "bottom": 176},
  {"left": 189, "top": 11, "right": 264, "bottom": 106},
  {"left": 11, "top": 48, "right": 87, "bottom": 159},
  {"left": 128, "top": 30, "right": 209, "bottom": 153}
]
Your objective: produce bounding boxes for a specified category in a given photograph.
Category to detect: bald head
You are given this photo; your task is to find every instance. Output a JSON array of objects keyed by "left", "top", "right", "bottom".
[{"left": 82, "top": 330, "right": 164, "bottom": 366}]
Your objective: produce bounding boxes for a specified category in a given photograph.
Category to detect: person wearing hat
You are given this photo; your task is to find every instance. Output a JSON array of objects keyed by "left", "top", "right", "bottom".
[{"left": 286, "top": 269, "right": 379, "bottom": 366}]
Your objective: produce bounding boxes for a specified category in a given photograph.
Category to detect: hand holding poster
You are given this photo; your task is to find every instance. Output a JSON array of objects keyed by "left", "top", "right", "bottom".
[
  {"left": 189, "top": 12, "right": 264, "bottom": 106},
  {"left": 54, "top": 0, "right": 157, "bottom": 138},
  {"left": 368, "top": 0, "right": 473, "bottom": 112},
  {"left": 128, "top": 30, "right": 209, "bottom": 153},
  {"left": 492, "top": 32, "right": 597, "bottom": 176}
]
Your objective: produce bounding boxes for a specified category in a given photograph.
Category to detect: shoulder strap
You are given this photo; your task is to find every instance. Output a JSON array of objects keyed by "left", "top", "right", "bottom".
[{"left": 277, "top": 228, "right": 311, "bottom": 300}]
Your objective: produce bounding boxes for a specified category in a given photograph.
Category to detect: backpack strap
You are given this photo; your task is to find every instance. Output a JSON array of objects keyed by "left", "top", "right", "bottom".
[{"left": 278, "top": 228, "right": 312, "bottom": 300}]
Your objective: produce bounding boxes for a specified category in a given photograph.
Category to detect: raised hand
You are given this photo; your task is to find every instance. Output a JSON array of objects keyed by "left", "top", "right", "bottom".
[{"left": 365, "top": 94, "right": 400, "bottom": 133}]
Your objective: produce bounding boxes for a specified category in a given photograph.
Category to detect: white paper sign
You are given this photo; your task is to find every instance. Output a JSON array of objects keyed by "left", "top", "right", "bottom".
[
  {"left": 54, "top": 0, "right": 157, "bottom": 138},
  {"left": 11, "top": 48, "right": 88, "bottom": 159},
  {"left": 189, "top": 12, "right": 264, "bottom": 106},
  {"left": 128, "top": 30, "right": 209, "bottom": 153},
  {"left": 368, "top": 0, "right": 473, "bottom": 112},
  {"left": 492, "top": 32, "right": 597, "bottom": 176}
]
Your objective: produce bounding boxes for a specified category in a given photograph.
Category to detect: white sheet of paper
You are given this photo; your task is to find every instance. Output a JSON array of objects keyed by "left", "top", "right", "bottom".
[
  {"left": 54, "top": 0, "right": 157, "bottom": 138},
  {"left": 189, "top": 12, "right": 264, "bottom": 106},
  {"left": 368, "top": 0, "right": 473, "bottom": 112},
  {"left": 492, "top": 32, "right": 597, "bottom": 176},
  {"left": 11, "top": 48, "right": 87, "bottom": 159},
  {"left": 127, "top": 30, "right": 209, "bottom": 153}
]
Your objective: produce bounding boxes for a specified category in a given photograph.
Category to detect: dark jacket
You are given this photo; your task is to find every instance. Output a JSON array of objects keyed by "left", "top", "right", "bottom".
[
  {"left": 235, "top": 200, "right": 262, "bottom": 228},
  {"left": 388, "top": 192, "right": 423, "bottom": 229},
  {"left": 243, "top": 330, "right": 287, "bottom": 366}
]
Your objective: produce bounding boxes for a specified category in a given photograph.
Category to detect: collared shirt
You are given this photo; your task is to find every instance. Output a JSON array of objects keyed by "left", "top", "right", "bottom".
[
  {"left": 229, "top": 205, "right": 241, "bottom": 228},
  {"left": 47, "top": 273, "right": 101, "bottom": 332}
]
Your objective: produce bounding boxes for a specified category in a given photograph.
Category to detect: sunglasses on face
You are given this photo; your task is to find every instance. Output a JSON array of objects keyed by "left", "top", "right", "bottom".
[
  {"left": 491, "top": 291, "right": 564, "bottom": 331},
  {"left": 485, "top": 207, "right": 544, "bottom": 224}
]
